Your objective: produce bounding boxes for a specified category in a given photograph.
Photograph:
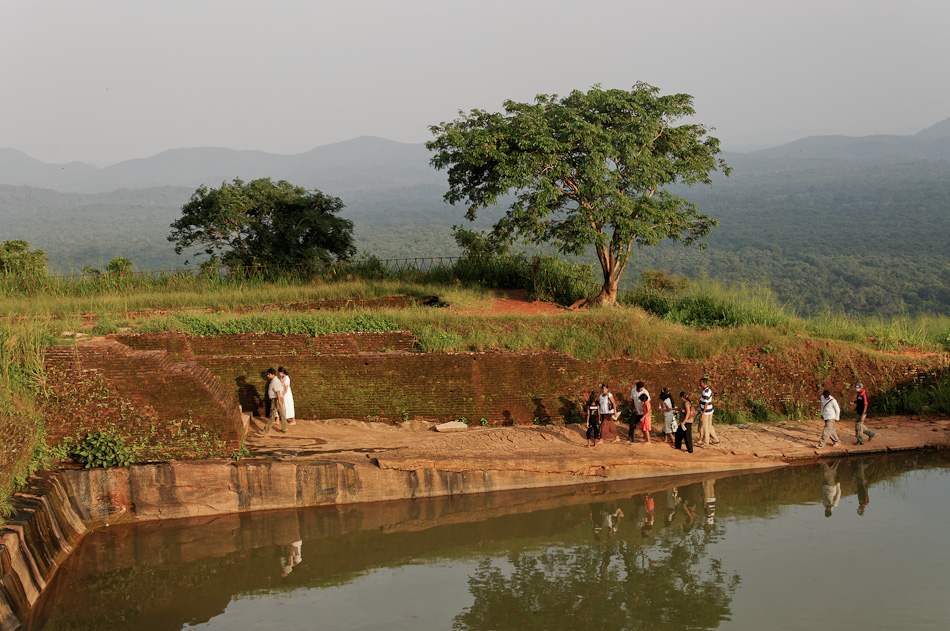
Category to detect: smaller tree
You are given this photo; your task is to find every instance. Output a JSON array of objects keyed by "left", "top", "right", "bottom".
[
  {"left": 0, "top": 240, "right": 48, "bottom": 276},
  {"left": 168, "top": 178, "right": 355, "bottom": 268},
  {"left": 106, "top": 257, "right": 133, "bottom": 275}
]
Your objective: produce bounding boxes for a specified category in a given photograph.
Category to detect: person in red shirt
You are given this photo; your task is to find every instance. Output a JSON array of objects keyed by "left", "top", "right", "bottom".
[{"left": 854, "top": 382, "right": 877, "bottom": 445}]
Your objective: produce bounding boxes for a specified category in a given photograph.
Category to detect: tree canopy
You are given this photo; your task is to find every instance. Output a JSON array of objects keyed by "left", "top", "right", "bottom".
[
  {"left": 0, "top": 240, "right": 48, "bottom": 277},
  {"left": 168, "top": 178, "right": 355, "bottom": 268},
  {"left": 427, "top": 83, "right": 730, "bottom": 304}
]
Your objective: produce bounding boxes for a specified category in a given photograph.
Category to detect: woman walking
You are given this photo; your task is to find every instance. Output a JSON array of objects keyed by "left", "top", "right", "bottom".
[
  {"left": 278, "top": 367, "right": 296, "bottom": 425},
  {"left": 675, "top": 392, "right": 695, "bottom": 453},
  {"left": 598, "top": 384, "right": 620, "bottom": 442},
  {"left": 658, "top": 388, "right": 677, "bottom": 445}
]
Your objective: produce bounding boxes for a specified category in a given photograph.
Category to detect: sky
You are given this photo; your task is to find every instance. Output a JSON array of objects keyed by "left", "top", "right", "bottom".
[{"left": 2, "top": 0, "right": 948, "bottom": 166}]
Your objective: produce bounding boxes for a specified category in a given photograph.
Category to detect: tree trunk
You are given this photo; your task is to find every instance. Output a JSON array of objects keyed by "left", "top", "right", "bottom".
[
  {"left": 589, "top": 244, "right": 622, "bottom": 306},
  {"left": 591, "top": 277, "right": 619, "bottom": 306}
]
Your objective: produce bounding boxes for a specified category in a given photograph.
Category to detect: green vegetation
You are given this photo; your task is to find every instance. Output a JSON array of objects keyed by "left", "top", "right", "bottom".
[
  {"left": 70, "top": 431, "right": 133, "bottom": 469},
  {"left": 428, "top": 83, "right": 728, "bottom": 305},
  {"left": 0, "top": 240, "right": 48, "bottom": 276},
  {"left": 169, "top": 178, "right": 355, "bottom": 267}
]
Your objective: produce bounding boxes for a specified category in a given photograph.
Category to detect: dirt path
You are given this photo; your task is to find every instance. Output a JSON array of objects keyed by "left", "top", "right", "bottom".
[{"left": 244, "top": 414, "right": 950, "bottom": 478}]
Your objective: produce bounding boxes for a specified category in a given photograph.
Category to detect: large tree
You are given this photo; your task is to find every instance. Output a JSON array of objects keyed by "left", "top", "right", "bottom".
[
  {"left": 427, "top": 83, "right": 730, "bottom": 304},
  {"left": 169, "top": 178, "right": 355, "bottom": 268}
]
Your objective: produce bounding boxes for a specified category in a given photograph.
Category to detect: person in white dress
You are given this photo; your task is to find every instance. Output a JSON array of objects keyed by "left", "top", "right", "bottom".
[{"left": 278, "top": 367, "right": 296, "bottom": 425}]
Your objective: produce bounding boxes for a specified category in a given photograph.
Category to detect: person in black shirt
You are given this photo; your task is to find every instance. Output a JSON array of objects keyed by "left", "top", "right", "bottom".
[{"left": 853, "top": 382, "right": 877, "bottom": 445}]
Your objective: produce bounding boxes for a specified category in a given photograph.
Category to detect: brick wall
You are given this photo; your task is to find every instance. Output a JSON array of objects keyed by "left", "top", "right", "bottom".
[
  {"left": 45, "top": 341, "right": 244, "bottom": 448},
  {"left": 50, "top": 333, "right": 939, "bottom": 433},
  {"left": 202, "top": 351, "right": 702, "bottom": 424}
]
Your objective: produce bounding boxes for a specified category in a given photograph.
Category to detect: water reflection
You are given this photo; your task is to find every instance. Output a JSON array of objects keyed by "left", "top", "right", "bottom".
[{"left": 27, "top": 451, "right": 950, "bottom": 631}]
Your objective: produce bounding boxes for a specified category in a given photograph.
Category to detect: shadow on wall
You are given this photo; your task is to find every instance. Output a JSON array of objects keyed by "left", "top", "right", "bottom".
[{"left": 235, "top": 376, "right": 264, "bottom": 416}]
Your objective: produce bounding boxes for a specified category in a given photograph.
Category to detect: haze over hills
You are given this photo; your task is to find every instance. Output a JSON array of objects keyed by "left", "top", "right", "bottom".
[{"left": 1, "top": 119, "right": 949, "bottom": 316}]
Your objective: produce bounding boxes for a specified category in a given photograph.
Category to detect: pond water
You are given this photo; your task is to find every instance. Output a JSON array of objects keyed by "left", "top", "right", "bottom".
[{"left": 27, "top": 451, "right": 950, "bottom": 631}]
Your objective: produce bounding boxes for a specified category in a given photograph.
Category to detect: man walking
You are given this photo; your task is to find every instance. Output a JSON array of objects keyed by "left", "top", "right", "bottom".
[
  {"left": 629, "top": 381, "right": 650, "bottom": 441},
  {"left": 264, "top": 367, "right": 288, "bottom": 434},
  {"left": 816, "top": 389, "right": 841, "bottom": 449},
  {"left": 854, "top": 382, "right": 876, "bottom": 445},
  {"left": 697, "top": 377, "right": 719, "bottom": 447}
]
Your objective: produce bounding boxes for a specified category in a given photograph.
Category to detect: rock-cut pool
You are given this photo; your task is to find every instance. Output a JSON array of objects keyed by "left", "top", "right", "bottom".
[{"left": 26, "top": 450, "right": 950, "bottom": 630}]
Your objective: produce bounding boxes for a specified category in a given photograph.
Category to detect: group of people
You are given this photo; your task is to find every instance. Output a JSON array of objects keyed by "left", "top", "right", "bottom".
[
  {"left": 584, "top": 378, "right": 719, "bottom": 453},
  {"left": 264, "top": 366, "right": 296, "bottom": 433},
  {"left": 815, "top": 382, "right": 878, "bottom": 449}
]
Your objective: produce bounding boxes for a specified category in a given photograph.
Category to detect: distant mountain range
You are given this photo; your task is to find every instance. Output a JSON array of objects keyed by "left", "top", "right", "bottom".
[
  {"left": 0, "top": 136, "right": 447, "bottom": 195},
  {"left": 2, "top": 118, "right": 949, "bottom": 194}
]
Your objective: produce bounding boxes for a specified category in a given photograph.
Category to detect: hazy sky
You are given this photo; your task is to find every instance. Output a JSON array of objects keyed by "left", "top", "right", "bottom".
[{"left": 3, "top": 0, "right": 948, "bottom": 166}]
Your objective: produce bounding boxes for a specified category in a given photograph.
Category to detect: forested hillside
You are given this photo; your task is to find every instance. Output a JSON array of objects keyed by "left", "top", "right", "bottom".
[{"left": 1, "top": 124, "right": 948, "bottom": 316}]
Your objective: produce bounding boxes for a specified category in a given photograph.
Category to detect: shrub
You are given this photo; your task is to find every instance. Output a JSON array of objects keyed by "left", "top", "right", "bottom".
[{"left": 71, "top": 431, "right": 133, "bottom": 469}]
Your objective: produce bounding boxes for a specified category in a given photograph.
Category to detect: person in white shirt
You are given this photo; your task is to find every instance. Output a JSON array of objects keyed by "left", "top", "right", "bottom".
[
  {"left": 816, "top": 389, "right": 841, "bottom": 449},
  {"left": 697, "top": 377, "right": 719, "bottom": 446}
]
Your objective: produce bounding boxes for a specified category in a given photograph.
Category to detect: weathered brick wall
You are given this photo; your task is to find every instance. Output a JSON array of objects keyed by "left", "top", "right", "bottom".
[
  {"left": 45, "top": 341, "right": 244, "bottom": 448},
  {"left": 201, "top": 351, "right": 703, "bottom": 424},
  {"left": 51, "top": 333, "right": 942, "bottom": 433}
]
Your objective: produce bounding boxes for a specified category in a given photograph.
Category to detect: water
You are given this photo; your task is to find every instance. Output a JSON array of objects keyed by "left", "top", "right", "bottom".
[{"left": 27, "top": 451, "right": 950, "bottom": 630}]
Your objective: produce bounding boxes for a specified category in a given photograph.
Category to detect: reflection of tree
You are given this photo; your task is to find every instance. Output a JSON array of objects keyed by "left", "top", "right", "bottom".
[{"left": 453, "top": 524, "right": 739, "bottom": 630}]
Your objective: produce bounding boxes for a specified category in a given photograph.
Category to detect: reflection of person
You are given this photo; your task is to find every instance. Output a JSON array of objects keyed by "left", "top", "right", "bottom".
[
  {"left": 675, "top": 392, "right": 695, "bottom": 453},
  {"left": 278, "top": 367, "right": 296, "bottom": 425},
  {"left": 816, "top": 389, "right": 841, "bottom": 449},
  {"left": 854, "top": 460, "right": 870, "bottom": 516},
  {"left": 702, "top": 479, "right": 716, "bottom": 532},
  {"left": 697, "top": 377, "right": 720, "bottom": 447},
  {"left": 598, "top": 384, "right": 620, "bottom": 442},
  {"left": 280, "top": 540, "right": 303, "bottom": 577},
  {"left": 586, "top": 390, "right": 601, "bottom": 447},
  {"left": 853, "top": 383, "right": 877, "bottom": 445},
  {"left": 637, "top": 394, "right": 652, "bottom": 444},
  {"left": 590, "top": 503, "right": 623, "bottom": 539},
  {"left": 678, "top": 485, "right": 698, "bottom": 531},
  {"left": 821, "top": 461, "right": 841, "bottom": 517},
  {"left": 264, "top": 368, "right": 287, "bottom": 433},
  {"left": 664, "top": 486, "right": 679, "bottom": 527},
  {"left": 629, "top": 381, "right": 650, "bottom": 441},
  {"left": 639, "top": 493, "right": 655, "bottom": 538}
]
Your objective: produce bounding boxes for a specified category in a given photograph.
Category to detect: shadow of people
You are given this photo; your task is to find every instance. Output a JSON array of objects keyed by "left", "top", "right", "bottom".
[
  {"left": 558, "top": 395, "right": 582, "bottom": 425},
  {"left": 532, "top": 398, "right": 552, "bottom": 425},
  {"left": 235, "top": 376, "right": 263, "bottom": 416}
]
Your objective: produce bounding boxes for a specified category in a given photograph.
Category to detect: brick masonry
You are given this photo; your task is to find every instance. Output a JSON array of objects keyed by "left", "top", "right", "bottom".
[{"left": 45, "top": 333, "right": 942, "bottom": 439}]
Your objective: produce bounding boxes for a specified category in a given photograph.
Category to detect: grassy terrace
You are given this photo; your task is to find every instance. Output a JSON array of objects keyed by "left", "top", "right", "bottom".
[{"left": 2, "top": 257, "right": 949, "bottom": 523}]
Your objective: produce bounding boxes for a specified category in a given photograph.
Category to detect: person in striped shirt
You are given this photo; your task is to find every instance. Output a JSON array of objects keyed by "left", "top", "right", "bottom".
[{"left": 697, "top": 377, "right": 720, "bottom": 447}]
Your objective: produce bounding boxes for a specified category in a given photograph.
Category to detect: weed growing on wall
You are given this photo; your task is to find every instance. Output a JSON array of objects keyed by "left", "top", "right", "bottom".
[{"left": 44, "top": 365, "right": 229, "bottom": 462}]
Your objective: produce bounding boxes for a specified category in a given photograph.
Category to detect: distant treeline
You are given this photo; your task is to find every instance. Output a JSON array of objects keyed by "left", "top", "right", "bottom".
[{"left": 2, "top": 159, "right": 949, "bottom": 317}]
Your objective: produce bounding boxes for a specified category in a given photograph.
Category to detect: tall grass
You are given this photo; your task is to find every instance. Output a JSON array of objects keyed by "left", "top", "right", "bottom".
[
  {"left": 0, "top": 320, "right": 59, "bottom": 523},
  {"left": 623, "top": 280, "right": 793, "bottom": 330}
]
